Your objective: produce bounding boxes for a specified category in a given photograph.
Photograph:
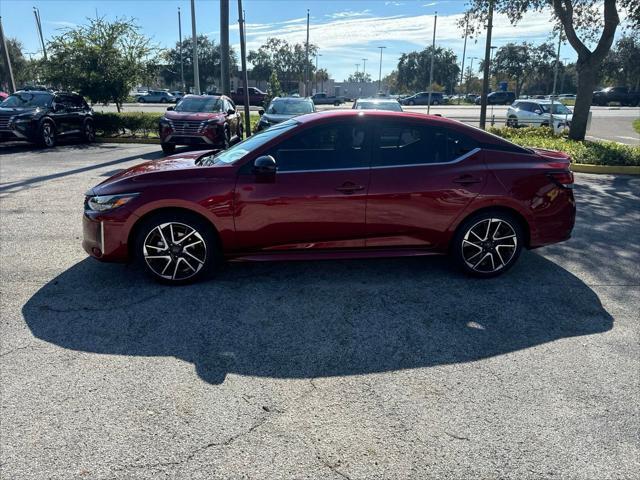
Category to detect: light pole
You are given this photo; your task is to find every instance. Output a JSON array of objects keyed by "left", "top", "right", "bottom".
[
  {"left": 315, "top": 52, "right": 322, "bottom": 93},
  {"left": 467, "top": 56, "right": 478, "bottom": 95},
  {"left": 377, "top": 46, "right": 386, "bottom": 93},
  {"left": 479, "top": 0, "right": 494, "bottom": 130},
  {"left": 458, "top": 15, "right": 469, "bottom": 104},
  {"left": 427, "top": 11, "right": 437, "bottom": 114},
  {"left": 221, "top": 0, "right": 230, "bottom": 94},
  {"left": 178, "top": 7, "right": 184, "bottom": 90},
  {"left": 190, "top": 0, "right": 200, "bottom": 94},
  {"left": 561, "top": 57, "right": 569, "bottom": 93},
  {"left": 0, "top": 16, "right": 16, "bottom": 92},
  {"left": 490, "top": 45, "right": 497, "bottom": 90},
  {"left": 305, "top": 9, "right": 310, "bottom": 96},
  {"left": 362, "top": 58, "right": 367, "bottom": 78}
]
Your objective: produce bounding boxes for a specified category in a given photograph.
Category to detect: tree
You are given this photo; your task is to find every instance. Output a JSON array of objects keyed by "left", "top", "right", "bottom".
[
  {"left": 600, "top": 33, "right": 640, "bottom": 90},
  {"left": 482, "top": 42, "right": 556, "bottom": 96},
  {"left": 0, "top": 38, "right": 42, "bottom": 89},
  {"left": 382, "top": 70, "right": 399, "bottom": 93},
  {"left": 248, "top": 38, "right": 317, "bottom": 92},
  {"left": 45, "top": 17, "right": 157, "bottom": 111},
  {"left": 460, "top": 0, "right": 640, "bottom": 140},
  {"left": 162, "top": 36, "right": 237, "bottom": 91},
  {"left": 263, "top": 71, "right": 282, "bottom": 108},
  {"left": 314, "top": 68, "right": 329, "bottom": 93},
  {"left": 346, "top": 71, "right": 372, "bottom": 83},
  {"left": 396, "top": 46, "right": 460, "bottom": 94}
]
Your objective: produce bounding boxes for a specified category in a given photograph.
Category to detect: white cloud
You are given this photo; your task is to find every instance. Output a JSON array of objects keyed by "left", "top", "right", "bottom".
[
  {"left": 422, "top": 2, "right": 438, "bottom": 7},
  {"left": 46, "top": 20, "right": 77, "bottom": 28},
  {"left": 326, "top": 10, "right": 372, "bottom": 19},
  {"left": 385, "top": 1, "right": 405, "bottom": 5}
]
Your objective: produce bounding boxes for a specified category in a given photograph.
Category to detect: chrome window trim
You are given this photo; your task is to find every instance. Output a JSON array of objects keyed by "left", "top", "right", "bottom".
[{"left": 276, "top": 147, "right": 482, "bottom": 174}]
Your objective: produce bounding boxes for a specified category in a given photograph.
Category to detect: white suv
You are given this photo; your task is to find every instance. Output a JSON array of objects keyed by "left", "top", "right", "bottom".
[{"left": 506, "top": 100, "right": 573, "bottom": 132}]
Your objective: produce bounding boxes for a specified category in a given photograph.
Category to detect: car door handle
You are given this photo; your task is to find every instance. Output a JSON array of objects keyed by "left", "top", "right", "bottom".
[
  {"left": 335, "top": 182, "right": 365, "bottom": 194},
  {"left": 452, "top": 175, "right": 482, "bottom": 185}
]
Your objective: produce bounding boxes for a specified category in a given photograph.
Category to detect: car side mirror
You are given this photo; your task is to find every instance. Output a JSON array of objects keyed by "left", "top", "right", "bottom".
[
  {"left": 258, "top": 108, "right": 265, "bottom": 116},
  {"left": 166, "top": 106, "right": 174, "bottom": 111},
  {"left": 253, "top": 155, "right": 277, "bottom": 177},
  {"left": 227, "top": 108, "right": 235, "bottom": 115},
  {"left": 53, "top": 103, "right": 63, "bottom": 112},
  {"left": 534, "top": 109, "right": 542, "bottom": 115}
]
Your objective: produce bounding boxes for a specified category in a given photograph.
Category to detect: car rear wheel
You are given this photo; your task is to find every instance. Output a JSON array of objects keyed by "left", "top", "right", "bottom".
[
  {"left": 161, "top": 98, "right": 167, "bottom": 103},
  {"left": 138, "top": 97, "right": 145, "bottom": 103},
  {"left": 161, "top": 143, "right": 176, "bottom": 155},
  {"left": 135, "top": 212, "right": 220, "bottom": 285},
  {"left": 506, "top": 116, "right": 519, "bottom": 127},
  {"left": 452, "top": 211, "right": 523, "bottom": 278},
  {"left": 39, "top": 121, "right": 56, "bottom": 148},
  {"left": 408, "top": 100, "right": 415, "bottom": 105}
]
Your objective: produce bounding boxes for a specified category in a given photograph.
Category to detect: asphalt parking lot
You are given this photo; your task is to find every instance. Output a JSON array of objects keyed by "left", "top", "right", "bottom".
[{"left": 1, "top": 143, "right": 639, "bottom": 479}]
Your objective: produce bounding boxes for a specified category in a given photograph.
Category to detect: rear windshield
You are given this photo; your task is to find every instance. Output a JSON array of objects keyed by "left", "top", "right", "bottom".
[
  {"left": 355, "top": 101, "right": 402, "bottom": 111},
  {"left": 267, "top": 100, "right": 314, "bottom": 115},
  {"left": 1, "top": 92, "right": 53, "bottom": 108},
  {"left": 175, "top": 97, "right": 222, "bottom": 112},
  {"left": 540, "top": 103, "right": 571, "bottom": 114}
]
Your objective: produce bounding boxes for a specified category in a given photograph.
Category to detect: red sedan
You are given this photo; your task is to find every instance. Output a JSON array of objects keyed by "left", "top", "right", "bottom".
[{"left": 83, "top": 110, "right": 575, "bottom": 284}]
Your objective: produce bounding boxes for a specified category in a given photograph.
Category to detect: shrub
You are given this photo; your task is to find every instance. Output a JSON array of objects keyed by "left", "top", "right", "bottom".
[
  {"left": 93, "top": 112, "right": 162, "bottom": 138},
  {"left": 633, "top": 118, "right": 640, "bottom": 135},
  {"left": 488, "top": 126, "right": 640, "bottom": 166}
]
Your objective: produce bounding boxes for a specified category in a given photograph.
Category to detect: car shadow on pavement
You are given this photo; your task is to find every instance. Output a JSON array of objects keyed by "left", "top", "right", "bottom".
[{"left": 23, "top": 251, "right": 613, "bottom": 384}]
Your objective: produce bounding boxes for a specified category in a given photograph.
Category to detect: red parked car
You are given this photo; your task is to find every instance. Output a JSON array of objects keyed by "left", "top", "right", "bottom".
[
  {"left": 159, "top": 94, "right": 242, "bottom": 154},
  {"left": 84, "top": 110, "right": 575, "bottom": 284}
]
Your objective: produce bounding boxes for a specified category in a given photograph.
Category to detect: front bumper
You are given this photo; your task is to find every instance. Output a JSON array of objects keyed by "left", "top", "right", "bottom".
[
  {"left": 159, "top": 123, "right": 224, "bottom": 146},
  {"left": 82, "top": 210, "right": 136, "bottom": 262}
]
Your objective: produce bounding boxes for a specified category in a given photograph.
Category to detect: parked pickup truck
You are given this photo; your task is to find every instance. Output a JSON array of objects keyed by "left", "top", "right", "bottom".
[
  {"left": 592, "top": 86, "right": 640, "bottom": 106},
  {"left": 311, "top": 93, "right": 345, "bottom": 106},
  {"left": 229, "top": 87, "right": 267, "bottom": 106}
]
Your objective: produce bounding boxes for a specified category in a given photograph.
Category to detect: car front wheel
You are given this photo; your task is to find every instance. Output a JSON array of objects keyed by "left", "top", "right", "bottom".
[
  {"left": 506, "top": 116, "right": 519, "bottom": 127},
  {"left": 452, "top": 211, "right": 523, "bottom": 278},
  {"left": 135, "top": 213, "right": 220, "bottom": 284},
  {"left": 161, "top": 143, "right": 176, "bottom": 155},
  {"left": 39, "top": 121, "right": 56, "bottom": 148}
]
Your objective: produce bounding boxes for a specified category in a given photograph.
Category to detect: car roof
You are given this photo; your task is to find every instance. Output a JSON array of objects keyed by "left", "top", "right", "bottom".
[
  {"left": 182, "top": 94, "right": 225, "bottom": 99},
  {"left": 273, "top": 96, "right": 312, "bottom": 101}
]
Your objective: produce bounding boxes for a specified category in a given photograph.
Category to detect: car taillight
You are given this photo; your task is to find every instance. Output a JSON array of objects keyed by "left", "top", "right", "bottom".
[{"left": 547, "top": 171, "right": 574, "bottom": 188}]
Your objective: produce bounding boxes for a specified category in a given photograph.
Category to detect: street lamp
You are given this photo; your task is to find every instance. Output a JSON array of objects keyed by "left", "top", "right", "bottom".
[
  {"left": 377, "top": 46, "right": 386, "bottom": 93},
  {"left": 490, "top": 45, "right": 497, "bottom": 91},
  {"left": 362, "top": 58, "right": 367, "bottom": 78},
  {"left": 315, "top": 52, "right": 322, "bottom": 94}
]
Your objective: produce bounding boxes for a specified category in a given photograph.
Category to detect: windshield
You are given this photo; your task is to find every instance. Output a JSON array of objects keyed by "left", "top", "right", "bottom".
[
  {"left": 540, "top": 103, "right": 571, "bottom": 114},
  {"left": 175, "top": 97, "right": 222, "bottom": 113},
  {"left": 1, "top": 92, "right": 52, "bottom": 108},
  {"left": 355, "top": 101, "right": 402, "bottom": 111},
  {"left": 267, "top": 100, "right": 313, "bottom": 115},
  {"left": 199, "top": 119, "right": 299, "bottom": 166}
]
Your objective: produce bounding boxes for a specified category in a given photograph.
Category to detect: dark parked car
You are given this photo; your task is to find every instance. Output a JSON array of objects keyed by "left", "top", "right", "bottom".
[
  {"left": 475, "top": 91, "right": 516, "bottom": 105},
  {"left": 592, "top": 86, "right": 640, "bottom": 106},
  {"left": 255, "top": 96, "right": 315, "bottom": 132},
  {"left": 400, "top": 92, "right": 444, "bottom": 105},
  {"left": 353, "top": 98, "right": 403, "bottom": 111},
  {"left": 0, "top": 90, "right": 95, "bottom": 147},
  {"left": 158, "top": 94, "right": 242, "bottom": 154},
  {"left": 229, "top": 87, "right": 267, "bottom": 106},
  {"left": 84, "top": 110, "right": 575, "bottom": 285}
]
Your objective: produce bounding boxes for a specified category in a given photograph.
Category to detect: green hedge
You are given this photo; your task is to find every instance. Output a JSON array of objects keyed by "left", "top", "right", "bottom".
[
  {"left": 633, "top": 118, "right": 640, "bottom": 135},
  {"left": 94, "top": 112, "right": 162, "bottom": 137},
  {"left": 489, "top": 126, "right": 640, "bottom": 166},
  {"left": 94, "top": 111, "right": 260, "bottom": 139}
]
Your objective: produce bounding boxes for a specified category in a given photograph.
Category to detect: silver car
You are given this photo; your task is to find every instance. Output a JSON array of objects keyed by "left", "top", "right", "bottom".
[
  {"left": 506, "top": 100, "right": 573, "bottom": 132},
  {"left": 136, "top": 90, "right": 176, "bottom": 103}
]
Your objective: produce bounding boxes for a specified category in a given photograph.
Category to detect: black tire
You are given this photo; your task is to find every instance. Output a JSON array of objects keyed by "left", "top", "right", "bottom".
[
  {"left": 451, "top": 210, "right": 524, "bottom": 278},
  {"left": 134, "top": 211, "right": 220, "bottom": 285},
  {"left": 408, "top": 100, "right": 415, "bottom": 105},
  {"left": 236, "top": 123, "right": 243, "bottom": 143},
  {"left": 161, "top": 98, "right": 167, "bottom": 103},
  {"left": 506, "top": 116, "right": 519, "bottom": 128},
  {"left": 221, "top": 126, "right": 230, "bottom": 149},
  {"left": 83, "top": 120, "right": 96, "bottom": 143},
  {"left": 334, "top": 101, "right": 340, "bottom": 106},
  {"left": 161, "top": 143, "right": 176, "bottom": 155},
  {"left": 38, "top": 120, "right": 56, "bottom": 148},
  {"left": 138, "top": 97, "right": 145, "bottom": 103}
]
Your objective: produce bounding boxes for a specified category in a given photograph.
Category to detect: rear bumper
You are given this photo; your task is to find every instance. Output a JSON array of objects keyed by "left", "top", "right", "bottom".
[{"left": 528, "top": 188, "right": 576, "bottom": 248}]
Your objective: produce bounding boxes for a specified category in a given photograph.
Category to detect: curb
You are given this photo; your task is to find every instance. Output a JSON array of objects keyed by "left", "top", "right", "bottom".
[
  {"left": 95, "top": 137, "right": 160, "bottom": 145},
  {"left": 571, "top": 163, "right": 640, "bottom": 175}
]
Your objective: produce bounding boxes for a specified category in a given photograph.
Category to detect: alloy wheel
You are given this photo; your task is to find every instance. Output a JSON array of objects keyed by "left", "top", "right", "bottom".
[
  {"left": 42, "top": 123, "right": 55, "bottom": 147},
  {"left": 461, "top": 218, "right": 518, "bottom": 273},
  {"left": 142, "top": 222, "right": 207, "bottom": 281},
  {"left": 85, "top": 123, "right": 95, "bottom": 142}
]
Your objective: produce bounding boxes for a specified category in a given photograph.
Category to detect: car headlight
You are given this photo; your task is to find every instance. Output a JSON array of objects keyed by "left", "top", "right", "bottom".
[{"left": 86, "top": 193, "right": 139, "bottom": 212}]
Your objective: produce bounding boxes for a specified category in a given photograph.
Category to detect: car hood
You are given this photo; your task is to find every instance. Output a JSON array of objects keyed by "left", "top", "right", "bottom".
[
  {"left": 165, "top": 111, "right": 225, "bottom": 122},
  {"left": 89, "top": 150, "right": 230, "bottom": 195},
  {"left": 0, "top": 106, "right": 39, "bottom": 115},
  {"left": 261, "top": 113, "right": 295, "bottom": 123}
]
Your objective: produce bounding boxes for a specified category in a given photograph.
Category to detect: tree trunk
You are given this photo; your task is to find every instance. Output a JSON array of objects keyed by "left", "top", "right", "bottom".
[{"left": 569, "top": 60, "right": 596, "bottom": 140}]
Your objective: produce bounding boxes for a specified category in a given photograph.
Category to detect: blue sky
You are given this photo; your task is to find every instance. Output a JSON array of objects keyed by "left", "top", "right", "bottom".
[{"left": 0, "top": 0, "right": 625, "bottom": 81}]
